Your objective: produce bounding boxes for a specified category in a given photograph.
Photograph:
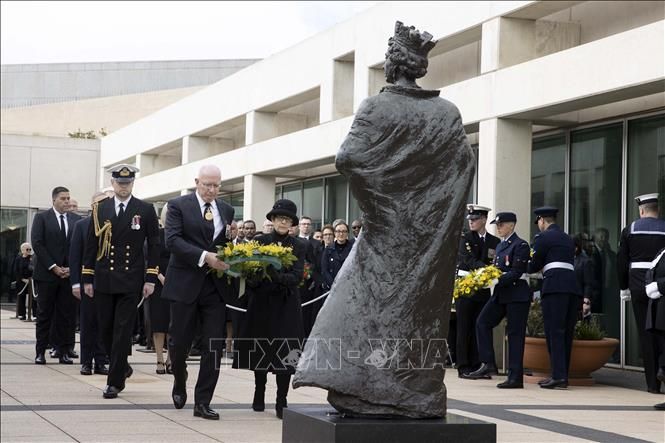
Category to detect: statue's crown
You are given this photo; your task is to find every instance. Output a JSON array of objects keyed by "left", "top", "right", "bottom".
[{"left": 392, "top": 21, "right": 435, "bottom": 56}]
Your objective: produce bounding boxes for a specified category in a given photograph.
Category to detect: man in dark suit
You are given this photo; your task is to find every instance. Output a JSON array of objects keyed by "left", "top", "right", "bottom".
[
  {"left": 82, "top": 164, "right": 160, "bottom": 399},
  {"left": 70, "top": 191, "right": 109, "bottom": 376},
  {"left": 455, "top": 204, "right": 500, "bottom": 377},
  {"left": 32, "top": 186, "right": 82, "bottom": 365},
  {"left": 528, "top": 206, "right": 581, "bottom": 389},
  {"left": 162, "top": 164, "right": 234, "bottom": 420},
  {"left": 462, "top": 212, "right": 531, "bottom": 389}
]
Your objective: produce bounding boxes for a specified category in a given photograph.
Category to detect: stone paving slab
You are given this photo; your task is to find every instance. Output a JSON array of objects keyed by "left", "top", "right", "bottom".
[{"left": 2, "top": 309, "right": 664, "bottom": 443}]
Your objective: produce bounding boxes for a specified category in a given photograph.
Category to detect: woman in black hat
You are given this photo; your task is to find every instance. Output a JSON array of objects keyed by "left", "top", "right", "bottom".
[{"left": 233, "top": 199, "right": 306, "bottom": 419}]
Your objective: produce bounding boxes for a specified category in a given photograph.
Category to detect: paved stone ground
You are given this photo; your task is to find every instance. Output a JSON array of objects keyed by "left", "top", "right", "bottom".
[{"left": 1, "top": 308, "right": 664, "bottom": 442}]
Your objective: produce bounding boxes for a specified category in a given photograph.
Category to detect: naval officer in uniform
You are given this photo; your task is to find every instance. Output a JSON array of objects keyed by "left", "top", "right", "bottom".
[
  {"left": 82, "top": 164, "right": 160, "bottom": 399},
  {"left": 618, "top": 193, "right": 665, "bottom": 394},
  {"left": 528, "top": 206, "right": 581, "bottom": 389},
  {"left": 455, "top": 204, "right": 500, "bottom": 376}
]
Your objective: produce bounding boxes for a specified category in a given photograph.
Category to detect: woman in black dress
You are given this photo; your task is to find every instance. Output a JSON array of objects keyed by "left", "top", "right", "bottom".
[
  {"left": 151, "top": 204, "right": 172, "bottom": 374},
  {"left": 234, "top": 199, "right": 306, "bottom": 419}
]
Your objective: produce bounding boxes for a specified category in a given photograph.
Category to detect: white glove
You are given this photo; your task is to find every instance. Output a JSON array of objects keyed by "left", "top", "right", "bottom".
[
  {"left": 485, "top": 278, "right": 499, "bottom": 295},
  {"left": 620, "top": 289, "right": 631, "bottom": 301},
  {"left": 646, "top": 282, "right": 662, "bottom": 300}
]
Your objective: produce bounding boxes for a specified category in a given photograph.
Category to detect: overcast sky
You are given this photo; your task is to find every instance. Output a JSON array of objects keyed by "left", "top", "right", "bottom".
[{"left": 1, "top": 1, "right": 378, "bottom": 65}]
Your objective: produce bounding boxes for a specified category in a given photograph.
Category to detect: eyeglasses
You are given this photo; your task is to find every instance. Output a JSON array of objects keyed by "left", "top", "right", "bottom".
[
  {"left": 352, "top": 226, "right": 361, "bottom": 230},
  {"left": 273, "top": 215, "right": 292, "bottom": 224},
  {"left": 583, "top": 301, "right": 591, "bottom": 305},
  {"left": 25, "top": 248, "right": 32, "bottom": 251},
  {"left": 323, "top": 233, "right": 334, "bottom": 236},
  {"left": 335, "top": 230, "right": 348, "bottom": 234},
  {"left": 199, "top": 182, "right": 221, "bottom": 189}
]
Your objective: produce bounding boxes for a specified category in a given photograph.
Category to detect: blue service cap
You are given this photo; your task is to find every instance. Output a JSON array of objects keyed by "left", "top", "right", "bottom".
[
  {"left": 108, "top": 164, "right": 139, "bottom": 183},
  {"left": 490, "top": 212, "right": 517, "bottom": 224},
  {"left": 534, "top": 206, "right": 559, "bottom": 224}
]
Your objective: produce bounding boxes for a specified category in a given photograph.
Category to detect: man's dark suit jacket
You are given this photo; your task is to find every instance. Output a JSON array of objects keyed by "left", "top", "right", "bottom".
[
  {"left": 161, "top": 193, "right": 234, "bottom": 305},
  {"left": 31, "top": 209, "right": 82, "bottom": 282},
  {"left": 69, "top": 217, "right": 90, "bottom": 287}
]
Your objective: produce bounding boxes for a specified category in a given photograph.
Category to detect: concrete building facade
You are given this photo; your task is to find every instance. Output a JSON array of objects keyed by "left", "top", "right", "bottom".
[{"left": 98, "top": 1, "right": 665, "bottom": 372}]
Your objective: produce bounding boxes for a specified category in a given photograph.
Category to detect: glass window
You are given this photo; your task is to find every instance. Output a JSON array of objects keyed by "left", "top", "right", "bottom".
[
  {"left": 275, "top": 186, "right": 282, "bottom": 201},
  {"left": 569, "top": 123, "right": 623, "bottom": 363},
  {"left": 468, "top": 144, "right": 479, "bottom": 205},
  {"left": 302, "top": 179, "right": 323, "bottom": 229},
  {"left": 282, "top": 184, "right": 302, "bottom": 216},
  {"left": 0, "top": 208, "right": 29, "bottom": 303},
  {"left": 627, "top": 114, "right": 665, "bottom": 221},
  {"left": 229, "top": 193, "right": 244, "bottom": 222},
  {"left": 531, "top": 135, "right": 566, "bottom": 239},
  {"left": 325, "top": 175, "right": 348, "bottom": 224},
  {"left": 349, "top": 192, "right": 361, "bottom": 227}
]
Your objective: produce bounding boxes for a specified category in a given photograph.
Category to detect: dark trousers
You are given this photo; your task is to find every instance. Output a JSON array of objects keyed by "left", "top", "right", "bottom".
[
  {"left": 541, "top": 293, "right": 580, "bottom": 380},
  {"left": 477, "top": 299, "right": 530, "bottom": 379},
  {"left": 168, "top": 276, "right": 226, "bottom": 405},
  {"left": 632, "top": 293, "right": 665, "bottom": 391},
  {"left": 95, "top": 291, "right": 139, "bottom": 388},
  {"left": 455, "top": 296, "right": 488, "bottom": 371},
  {"left": 80, "top": 291, "right": 106, "bottom": 366},
  {"left": 35, "top": 279, "right": 76, "bottom": 355}
]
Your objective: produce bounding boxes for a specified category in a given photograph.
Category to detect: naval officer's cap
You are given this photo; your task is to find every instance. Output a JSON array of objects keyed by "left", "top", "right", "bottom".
[
  {"left": 466, "top": 204, "right": 492, "bottom": 220},
  {"left": 635, "top": 193, "right": 658, "bottom": 206},
  {"left": 109, "top": 164, "right": 139, "bottom": 184}
]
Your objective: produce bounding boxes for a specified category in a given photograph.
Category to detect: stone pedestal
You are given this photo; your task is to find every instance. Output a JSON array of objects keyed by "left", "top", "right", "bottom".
[{"left": 282, "top": 407, "right": 496, "bottom": 443}]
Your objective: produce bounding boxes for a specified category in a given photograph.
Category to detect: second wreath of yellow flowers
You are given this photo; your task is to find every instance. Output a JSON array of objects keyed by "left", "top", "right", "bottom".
[{"left": 453, "top": 265, "right": 502, "bottom": 299}]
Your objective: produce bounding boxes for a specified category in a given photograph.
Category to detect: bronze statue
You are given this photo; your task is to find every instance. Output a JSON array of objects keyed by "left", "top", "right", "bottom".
[{"left": 293, "top": 21, "right": 475, "bottom": 418}]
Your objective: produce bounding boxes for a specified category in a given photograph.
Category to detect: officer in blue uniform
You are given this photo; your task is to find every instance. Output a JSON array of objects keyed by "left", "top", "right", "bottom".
[
  {"left": 528, "top": 206, "right": 581, "bottom": 389},
  {"left": 82, "top": 164, "right": 160, "bottom": 399},
  {"left": 455, "top": 204, "right": 500, "bottom": 377},
  {"left": 462, "top": 212, "right": 531, "bottom": 389},
  {"left": 618, "top": 193, "right": 665, "bottom": 394}
]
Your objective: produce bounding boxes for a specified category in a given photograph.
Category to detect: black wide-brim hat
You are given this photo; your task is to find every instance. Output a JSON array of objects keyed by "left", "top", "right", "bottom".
[{"left": 266, "top": 199, "right": 299, "bottom": 225}]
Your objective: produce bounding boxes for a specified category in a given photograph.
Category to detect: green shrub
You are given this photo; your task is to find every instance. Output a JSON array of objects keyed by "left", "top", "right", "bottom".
[{"left": 526, "top": 298, "right": 605, "bottom": 340}]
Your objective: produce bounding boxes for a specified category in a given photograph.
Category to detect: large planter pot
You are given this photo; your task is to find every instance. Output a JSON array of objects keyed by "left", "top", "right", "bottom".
[{"left": 523, "top": 336, "right": 619, "bottom": 386}]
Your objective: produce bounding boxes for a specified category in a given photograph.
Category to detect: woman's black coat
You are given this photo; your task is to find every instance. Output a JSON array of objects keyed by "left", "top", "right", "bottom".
[
  {"left": 321, "top": 239, "right": 355, "bottom": 291},
  {"left": 234, "top": 231, "right": 306, "bottom": 373}
]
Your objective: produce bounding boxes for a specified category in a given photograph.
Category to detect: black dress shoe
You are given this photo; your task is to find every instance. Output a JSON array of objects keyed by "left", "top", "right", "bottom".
[
  {"left": 193, "top": 404, "right": 219, "bottom": 420},
  {"left": 67, "top": 349, "right": 79, "bottom": 359},
  {"left": 460, "top": 363, "right": 498, "bottom": 380},
  {"left": 647, "top": 387, "right": 662, "bottom": 394},
  {"left": 50, "top": 349, "right": 60, "bottom": 359},
  {"left": 125, "top": 365, "right": 133, "bottom": 379},
  {"left": 102, "top": 385, "right": 123, "bottom": 399},
  {"left": 59, "top": 355, "right": 73, "bottom": 365},
  {"left": 654, "top": 402, "right": 665, "bottom": 410},
  {"left": 540, "top": 378, "right": 568, "bottom": 389},
  {"left": 172, "top": 370, "right": 188, "bottom": 409},
  {"left": 80, "top": 364, "right": 93, "bottom": 375},
  {"left": 94, "top": 364, "right": 109, "bottom": 375},
  {"left": 537, "top": 377, "right": 552, "bottom": 386},
  {"left": 35, "top": 353, "right": 46, "bottom": 365},
  {"left": 657, "top": 367, "right": 665, "bottom": 383},
  {"left": 497, "top": 379, "right": 523, "bottom": 389}
]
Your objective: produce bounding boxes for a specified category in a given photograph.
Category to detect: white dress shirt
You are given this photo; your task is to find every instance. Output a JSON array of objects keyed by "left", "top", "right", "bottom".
[
  {"left": 196, "top": 192, "right": 222, "bottom": 267},
  {"left": 114, "top": 195, "right": 132, "bottom": 216}
]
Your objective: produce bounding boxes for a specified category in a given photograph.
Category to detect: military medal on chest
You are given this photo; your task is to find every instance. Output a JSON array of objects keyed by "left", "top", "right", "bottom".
[
  {"left": 504, "top": 255, "right": 510, "bottom": 267},
  {"left": 205, "top": 210, "right": 214, "bottom": 221},
  {"left": 131, "top": 214, "right": 141, "bottom": 230}
]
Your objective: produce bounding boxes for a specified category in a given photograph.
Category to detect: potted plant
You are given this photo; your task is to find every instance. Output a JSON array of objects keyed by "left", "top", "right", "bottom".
[{"left": 524, "top": 299, "right": 619, "bottom": 386}]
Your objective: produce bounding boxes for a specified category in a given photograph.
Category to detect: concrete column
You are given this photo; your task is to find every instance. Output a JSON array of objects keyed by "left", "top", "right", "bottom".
[
  {"left": 243, "top": 174, "right": 275, "bottom": 221},
  {"left": 136, "top": 153, "right": 156, "bottom": 177},
  {"left": 332, "top": 59, "right": 355, "bottom": 120},
  {"left": 477, "top": 118, "right": 532, "bottom": 238},
  {"left": 481, "top": 17, "right": 535, "bottom": 73},
  {"left": 182, "top": 135, "right": 211, "bottom": 164},
  {"left": 319, "top": 59, "right": 335, "bottom": 124},
  {"left": 246, "top": 110, "right": 277, "bottom": 145}
]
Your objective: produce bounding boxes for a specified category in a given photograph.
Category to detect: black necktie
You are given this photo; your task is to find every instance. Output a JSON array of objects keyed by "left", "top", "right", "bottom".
[
  {"left": 59, "top": 214, "right": 66, "bottom": 240},
  {"left": 118, "top": 202, "right": 125, "bottom": 218},
  {"left": 480, "top": 235, "right": 485, "bottom": 249},
  {"left": 204, "top": 203, "right": 214, "bottom": 240}
]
